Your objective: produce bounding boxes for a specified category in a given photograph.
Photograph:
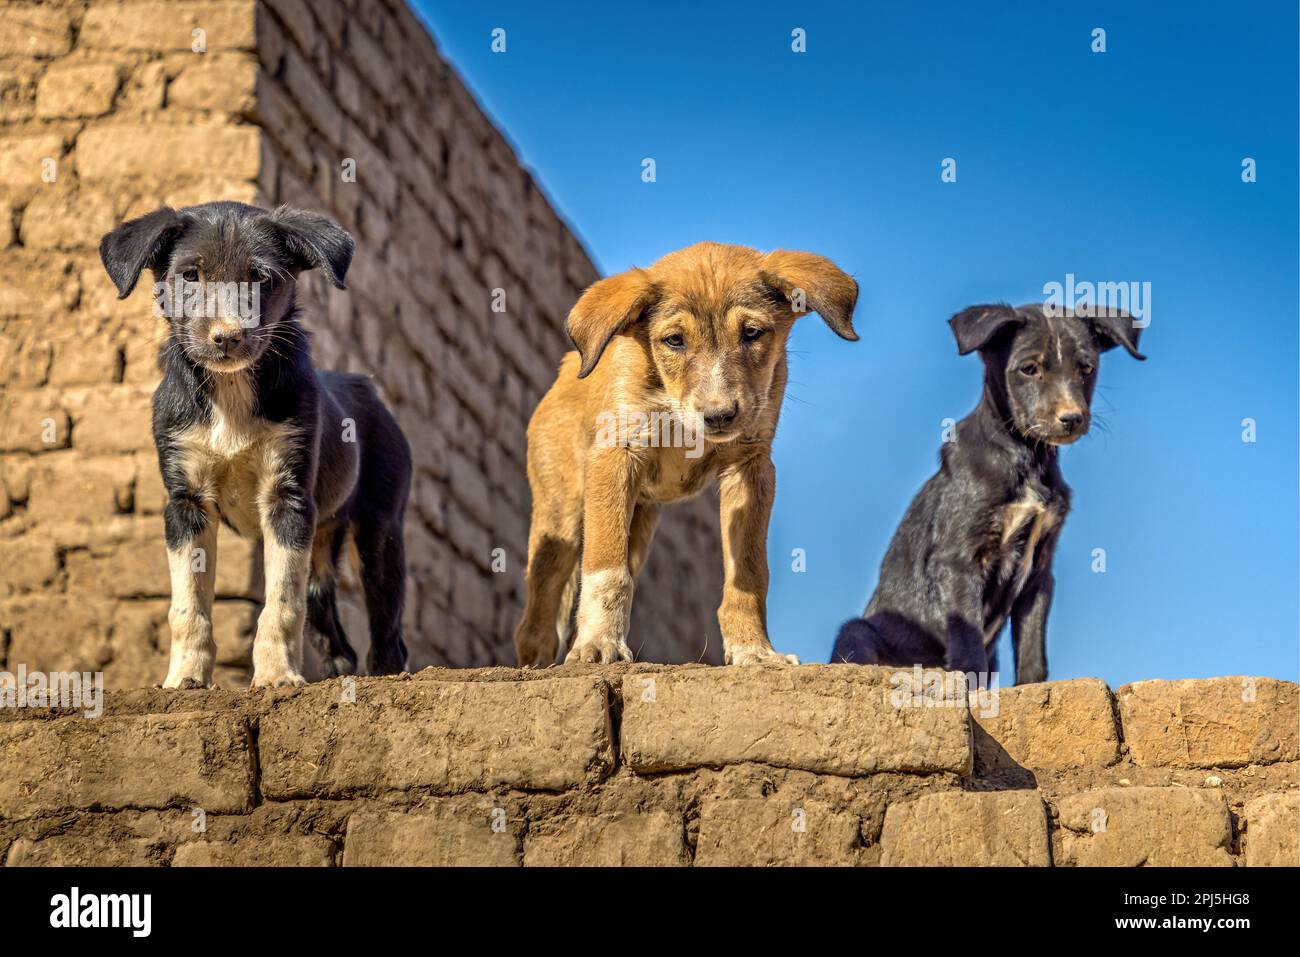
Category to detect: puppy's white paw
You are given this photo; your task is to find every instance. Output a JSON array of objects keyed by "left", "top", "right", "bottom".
[
  {"left": 726, "top": 644, "right": 800, "bottom": 666},
  {"left": 163, "top": 659, "right": 214, "bottom": 689},
  {"left": 163, "top": 675, "right": 214, "bottom": 690},
  {"left": 250, "top": 670, "right": 307, "bottom": 689},
  {"left": 564, "top": 637, "right": 632, "bottom": 664},
  {"left": 570, "top": 568, "right": 632, "bottom": 665}
]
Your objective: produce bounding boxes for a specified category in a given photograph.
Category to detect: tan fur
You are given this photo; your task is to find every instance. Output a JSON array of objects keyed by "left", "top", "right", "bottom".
[{"left": 513, "top": 242, "right": 858, "bottom": 667}]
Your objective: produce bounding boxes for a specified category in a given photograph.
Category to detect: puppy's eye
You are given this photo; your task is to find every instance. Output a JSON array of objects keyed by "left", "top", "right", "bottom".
[
  {"left": 1019, "top": 362, "right": 1040, "bottom": 377},
  {"left": 181, "top": 269, "right": 200, "bottom": 283},
  {"left": 662, "top": 333, "right": 685, "bottom": 350},
  {"left": 1078, "top": 362, "right": 1095, "bottom": 377},
  {"left": 742, "top": 325, "right": 765, "bottom": 342},
  {"left": 252, "top": 268, "right": 271, "bottom": 284}
]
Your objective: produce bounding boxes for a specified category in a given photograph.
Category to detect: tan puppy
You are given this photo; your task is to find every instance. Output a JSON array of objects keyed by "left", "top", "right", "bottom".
[{"left": 514, "top": 242, "right": 859, "bottom": 667}]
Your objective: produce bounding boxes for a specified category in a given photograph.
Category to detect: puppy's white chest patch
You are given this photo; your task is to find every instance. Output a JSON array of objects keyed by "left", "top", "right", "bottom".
[
  {"left": 1001, "top": 489, "right": 1051, "bottom": 546},
  {"left": 983, "top": 488, "right": 1060, "bottom": 645},
  {"left": 174, "top": 377, "right": 294, "bottom": 539},
  {"left": 1001, "top": 489, "right": 1058, "bottom": 573},
  {"left": 207, "top": 400, "right": 259, "bottom": 458}
]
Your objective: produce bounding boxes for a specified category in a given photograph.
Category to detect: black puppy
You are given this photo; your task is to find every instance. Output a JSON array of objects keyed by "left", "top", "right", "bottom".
[
  {"left": 832, "top": 303, "right": 1144, "bottom": 684},
  {"left": 99, "top": 201, "right": 411, "bottom": 688}
]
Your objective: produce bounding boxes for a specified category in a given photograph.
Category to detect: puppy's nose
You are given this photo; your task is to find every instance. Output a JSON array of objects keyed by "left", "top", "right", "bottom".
[
  {"left": 210, "top": 328, "right": 243, "bottom": 352},
  {"left": 1058, "top": 410, "right": 1085, "bottom": 432},
  {"left": 703, "top": 402, "right": 739, "bottom": 431}
]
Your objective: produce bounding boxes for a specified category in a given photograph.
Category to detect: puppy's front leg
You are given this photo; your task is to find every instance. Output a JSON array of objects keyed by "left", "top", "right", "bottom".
[
  {"left": 163, "top": 491, "right": 218, "bottom": 689},
  {"left": 718, "top": 455, "right": 797, "bottom": 665},
  {"left": 252, "top": 489, "right": 313, "bottom": 688},
  {"left": 567, "top": 447, "right": 637, "bottom": 663},
  {"left": 1011, "top": 571, "right": 1053, "bottom": 685}
]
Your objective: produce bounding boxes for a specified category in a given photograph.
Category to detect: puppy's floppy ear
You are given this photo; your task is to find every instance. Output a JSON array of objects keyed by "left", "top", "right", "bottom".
[
  {"left": 567, "top": 268, "right": 657, "bottom": 378},
  {"left": 99, "top": 207, "right": 184, "bottom": 299},
  {"left": 760, "top": 250, "right": 859, "bottom": 341},
  {"left": 1074, "top": 305, "right": 1147, "bottom": 360},
  {"left": 269, "top": 206, "right": 355, "bottom": 289},
  {"left": 949, "top": 303, "right": 1022, "bottom": 355}
]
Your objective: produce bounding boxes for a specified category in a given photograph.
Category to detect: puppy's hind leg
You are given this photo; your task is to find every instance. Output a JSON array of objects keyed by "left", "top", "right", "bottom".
[
  {"left": 513, "top": 508, "right": 581, "bottom": 668},
  {"left": 553, "top": 561, "right": 579, "bottom": 662},
  {"left": 830, "top": 617, "right": 886, "bottom": 664},
  {"left": 306, "top": 524, "right": 358, "bottom": 678},
  {"left": 627, "top": 503, "right": 659, "bottom": 580},
  {"left": 354, "top": 514, "right": 409, "bottom": 675},
  {"left": 1010, "top": 571, "right": 1053, "bottom": 685}
]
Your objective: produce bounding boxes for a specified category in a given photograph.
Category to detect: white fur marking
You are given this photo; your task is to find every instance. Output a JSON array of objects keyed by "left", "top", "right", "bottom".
[
  {"left": 986, "top": 488, "right": 1059, "bottom": 646},
  {"left": 252, "top": 533, "right": 309, "bottom": 686},
  {"left": 571, "top": 567, "right": 633, "bottom": 660},
  {"left": 163, "top": 532, "right": 217, "bottom": 688}
]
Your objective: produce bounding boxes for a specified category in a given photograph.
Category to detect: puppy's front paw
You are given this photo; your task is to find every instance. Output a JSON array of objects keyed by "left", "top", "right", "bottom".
[
  {"left": 250, "top": 669, "right": 307, "bottom": 689},
  {"left": 163, "top": 675, "right": 214, "bottom": 690},
  {"left": 725, "top": 644, "right": 800, "bottom": 666},
  {"left": 564, "top": 637, "right": 633, "bottom": 664},
  {"left": 163, "top": 659, "right": 214, "bottom": 689}
]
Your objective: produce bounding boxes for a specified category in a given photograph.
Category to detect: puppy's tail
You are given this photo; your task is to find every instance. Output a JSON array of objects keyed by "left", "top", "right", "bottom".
[
  {"left": 830, "top": 617, "right": 886, "bottom": 665},
  {"left": 555, "top": 565, "right": 580, "bottom": 659}
]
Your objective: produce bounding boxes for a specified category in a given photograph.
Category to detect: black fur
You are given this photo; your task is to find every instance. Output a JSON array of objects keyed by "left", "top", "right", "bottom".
[
  {"left": 101, "top": 200, "right": 411, "bottom": 679},
  {"left": 832, "top": 303, "right": 1144, "bottom": 684}
]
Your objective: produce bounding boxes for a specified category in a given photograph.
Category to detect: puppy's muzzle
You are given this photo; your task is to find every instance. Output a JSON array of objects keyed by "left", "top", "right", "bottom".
[
  {"left": 702, "top": 401, "right": 739, "bottom": 432},
  {"left": 1046, "top": 406, "right": 1089, "bottom": 444},
  {"left": 209, "top": 325, "right": 244, "bottom": 357},
  {"left": 1058, "top": 410, "right": 1085, "bottom": 434}
]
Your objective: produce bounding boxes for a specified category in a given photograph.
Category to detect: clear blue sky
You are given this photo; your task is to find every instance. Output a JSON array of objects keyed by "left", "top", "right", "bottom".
[{"left": 414, "top": 0, "right": 1298, "bottom": 684}]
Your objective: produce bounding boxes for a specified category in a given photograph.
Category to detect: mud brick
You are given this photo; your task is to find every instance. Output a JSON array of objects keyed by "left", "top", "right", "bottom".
[
  {"left": 621, "top": 665, "right": 972, "bottom": 776},
  {"left": 0, "top": 712, "right": 255, "bottom": 818},
  {"left": 975, "top": 678, "right": 1120, "bottom": 772},
  {"left": 259, "top": 674, "right": 614, "bottom": 798},
  {"left": 78, "top": 124, "right": 260, "bottom": 183},
  {"left": 696, "top": 799, "right": 860, "bottom": 867},
  {"left": 1118, "top": 677, "right": 1299, "bottom": 768},
  {"left": 1055, "top": 786, "right": 1233, "bottom": 866},
  {"left": 168, "top": 52, "right": 259, "bottom": 112},
  {"left": 1242, "top": 791, "right": 1300, "bottom": 867},
  {"left": 80, "top": 2, "right": 257, "bottom": 52},
  {"left": 880, "top": 791, "right": 1050, "bottom": 866},
  {"left": 0, "top": 133, "right": 64, "bottom": 188},
  {"left": 343, "top": 802, "right": 520, "bottom": 866},
  {"left": 174, "top": 835, "right": 334, "bottom": 866},
  {"left": 0, "top": 4, "right": 73, "bottom": 57},
  {"left": 36, "top": 61, "right": 121, "bottom": 119}
]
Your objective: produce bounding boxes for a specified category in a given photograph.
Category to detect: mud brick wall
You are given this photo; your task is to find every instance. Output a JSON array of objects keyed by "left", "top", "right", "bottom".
[
  {"left": 1, "top": 668, "right": 1295, "bottom": 867},
  {"left": 0, "top": 0, "right": 724, "bottom": 686}
]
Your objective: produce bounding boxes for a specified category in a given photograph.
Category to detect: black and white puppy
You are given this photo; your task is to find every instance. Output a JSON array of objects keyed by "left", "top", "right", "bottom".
[
  {"left": 832, "top": 303, "right": 1145, "bottom": 684},
  {"left": 99, "top": 201, "right": 411, "bottom": 688}
]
